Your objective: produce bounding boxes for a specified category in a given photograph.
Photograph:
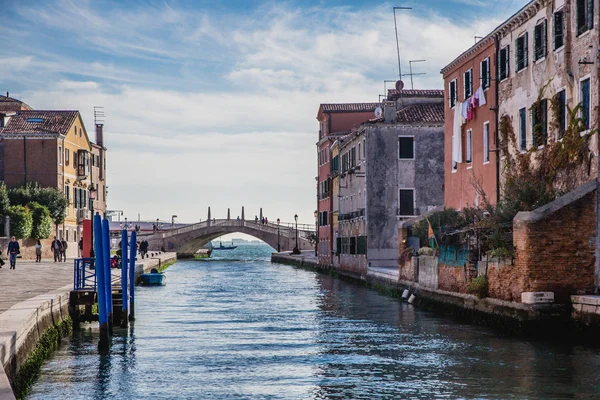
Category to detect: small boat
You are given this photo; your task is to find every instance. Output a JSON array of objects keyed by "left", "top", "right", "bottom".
[
  {"left": 140, "top": 268, "right": 166, "bottom": 286},
  {"left": 212, "top": 240, "right": 237, "bottom": 250}
]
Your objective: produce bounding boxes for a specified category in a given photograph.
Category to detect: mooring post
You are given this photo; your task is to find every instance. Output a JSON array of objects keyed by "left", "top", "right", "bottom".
[
  {"left": 102, "top": 219, "right": 114, "bottom": 335},
  {"left": 94, "top": 214, "right": 109, "bottom": 350},
  {"left": 121, "top": 229, "right": 128, "bottom": 328},
  {"left": 129, "top": 231, "right": 137, "bottom": 321}
]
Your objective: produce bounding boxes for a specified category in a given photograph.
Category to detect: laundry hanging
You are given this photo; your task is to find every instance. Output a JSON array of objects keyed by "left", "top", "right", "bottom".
[{"left": 453, "top": 102, "right": 463, "bottom": 165}]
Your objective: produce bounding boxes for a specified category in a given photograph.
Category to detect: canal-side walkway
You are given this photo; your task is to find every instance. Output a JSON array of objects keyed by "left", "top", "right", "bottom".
[{"left": 0, "top": 253, "right": 176, "bottom": 400}]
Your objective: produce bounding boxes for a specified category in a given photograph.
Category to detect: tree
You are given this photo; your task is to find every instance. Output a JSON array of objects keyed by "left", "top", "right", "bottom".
[
  {"left": 8, "top": 205, "right": 32, "bottom": 239},
  {"left": 0, "top": 182, "right": 10, "bottom": 218},
  {"left": 8, "top": 182, "right": 67, "bottom": 225},
  {"left": 28, "top": 202, "right": 52, "bottom": 239}
]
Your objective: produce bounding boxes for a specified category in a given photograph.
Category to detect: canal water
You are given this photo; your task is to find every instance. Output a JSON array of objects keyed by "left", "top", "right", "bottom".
[{"left": 28, "top": 244, "right": 600, "bottom": 399}]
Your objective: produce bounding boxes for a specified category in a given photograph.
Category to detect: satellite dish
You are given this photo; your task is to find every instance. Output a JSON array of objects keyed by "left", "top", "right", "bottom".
[
  {"left": 374, "top": 107, "right": 383, "bottom": 118},
  {"left": 395, "top": 80, "right": 405, "bottom": 91}
]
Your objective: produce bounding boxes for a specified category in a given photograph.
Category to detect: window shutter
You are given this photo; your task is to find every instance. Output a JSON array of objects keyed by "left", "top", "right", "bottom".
[
  {"left": 524, "top": 33, "right": 528, "bottom": 67},
  {"left": 587, "top": 0, "right": 594, "bottom": 29},
  {"left": 515, "top": 38, "right": 521, "bottom": 70},
  {"left": 542, "top": 20, "right": 547, "bottom": 57},
  {"left": 506, "top": 45, "right": 510, "bottom": 77}
]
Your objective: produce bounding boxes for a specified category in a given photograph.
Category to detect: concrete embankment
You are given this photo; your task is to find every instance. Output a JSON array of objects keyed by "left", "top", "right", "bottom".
[
  {"left": 271, "top": 252, "right": 570, "bottom": 337},
  {"left": 0, "top": 252, "right": 177, "bottom": 399}
]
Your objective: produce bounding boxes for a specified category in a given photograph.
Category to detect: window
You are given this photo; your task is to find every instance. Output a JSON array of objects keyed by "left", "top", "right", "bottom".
[
  {"left": 66, "top": 230, "right": 69, "bottom": 242},
  {"left": 399, "top": 189, "right": 415, "bottom": 216},
  {"left": 515, "top": 33, "right": 528, "bottom": 71},
  {"left": 65, "top": 149, "right": 69, "bottom": 166},
  {"left": 464, "top": 69, "right": 473, "bottom": 99},
  {"left": 480, "top": 57, "right": 490, "bottom": 90},
  {"left": 79, "top": 127, "right": 82, "bottom": 137},
  {"left": 449, "top": 79, "right": 457, "bottom": 108},
  {"left": 398, "top": 136, "right": 414, "bottom": 159},
  {"left": 581, "top": 78, "right": 591, "bottom": 130},
  {"left": 499, "top": 45, "right": 510, "bottom": 80},
  {"left": 362, "top": 139, "right": 365, "bottom": 158},
  {"left": 350, "top": 147, "right": 356, "bottom": 167},
  {"left": 483, "top": 122, "right": 490, "bottom": 163},
  {"left": 519, "top": 107, "right": 527, "bottom": 150},
  {"left": 553, "top": 10, "right": 564, "bottom": 50},
  {"left": 74, "top": 187, "right": 78, "bottom": 208},
  {"left": 577, "top": 0, "right": 593, "bottom": 35},
  {"left": 466, "top": 129, "right": 473, "bottom": 163},
  {"left": 555, "top": 90, "right": 566, "bottom": 139},
  {"left": 534, "top": 20, "right": 547, "bottom": 61},
  {"left": 358, "top": 143, "right": 361, "bottom": 160},
  {"left": 58, "top": 146, "right": 63, "bottom": 165},
  {"left": 532, "top": 99, "right": 548, "bottom": 147},
  {"left": 349, "top": 237, "right": 356, "bottom": 255},
  {"left": 65, "top": 185, "right": 70, "bottom": 203}
]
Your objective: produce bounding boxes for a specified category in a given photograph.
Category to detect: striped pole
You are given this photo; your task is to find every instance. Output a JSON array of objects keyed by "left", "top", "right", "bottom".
[
  {"left": 94, "top": 214, "right": 108, "bottom": 349},
  {"left": 129, "top": 231, "right": 137, "bottom": 321},
  {"left": 102, "top": 219, "right": 113, "bottom": 335},
  {"left": 121, "top": 229, "right": 128, "bottom": 328}
]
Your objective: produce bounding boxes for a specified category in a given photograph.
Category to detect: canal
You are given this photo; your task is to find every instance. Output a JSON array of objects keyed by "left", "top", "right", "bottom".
[{"left": 28, "top": 244, "right": 600, "bottom": 399}]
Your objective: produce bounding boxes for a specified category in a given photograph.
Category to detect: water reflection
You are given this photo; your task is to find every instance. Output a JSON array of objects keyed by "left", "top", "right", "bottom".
[{"left": 27, "top": 244, "right": 600, "bottom": 399}]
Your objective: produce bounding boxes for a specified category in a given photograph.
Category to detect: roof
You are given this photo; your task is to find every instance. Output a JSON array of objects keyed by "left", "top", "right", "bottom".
[
  {"left": 387, "top": 89, "right": 444, "bottom": 100},
  {"left": 1, "top": 110, "right": 78, "bottom": 135},
  {"left": 396, "top": 102, "right": 444, "bottom": 124},
  {"left": 319, "top": 103, "right": 380, "bottom": 113},
  {"left": 0, "top": 95, "right": 33, "bottom": 112}
]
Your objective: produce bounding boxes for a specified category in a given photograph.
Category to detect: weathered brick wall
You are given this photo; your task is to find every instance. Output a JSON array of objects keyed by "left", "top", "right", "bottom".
[
  {"left": 513, "top": 189, "right": 597, "bottom": 303},
  {"left": 437, "top": 263, "right": 477, "bottom": 293},
  {"left": 398, "top": 257, "right": 414, "bottom": 281},
  {"left": 335, "top": 254, "right": 367, "bottom": 277},
  {"left": 485, "top": 259, "right": 519, "bottom": 302}
]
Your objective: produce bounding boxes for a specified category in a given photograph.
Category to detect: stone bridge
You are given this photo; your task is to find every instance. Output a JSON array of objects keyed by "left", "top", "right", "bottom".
[{"left": 146, "top": 218, "right": 315, "bottom": 258}]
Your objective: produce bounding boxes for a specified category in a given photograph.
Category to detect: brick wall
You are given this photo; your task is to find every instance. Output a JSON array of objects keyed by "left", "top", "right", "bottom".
[
  {"left": 437, "top": 263, "right": 477, "bottom": 293},
  {"left": 512, "top": 188, "right": 597, "bottom": 303},
  {"left": 485, "top": 259, "right": 519, "bottom": 302}
]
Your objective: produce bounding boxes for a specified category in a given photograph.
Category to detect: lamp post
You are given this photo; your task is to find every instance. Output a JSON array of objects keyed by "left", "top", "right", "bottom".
[
  {"left": 276, "top": 218, "right": 280, "bottom": 253},
  {"left": 314, "top": 210, "right": 318, "bottom": 257},
  {"left": 293, "top": 214, "right": 300, "bottom": 254}
]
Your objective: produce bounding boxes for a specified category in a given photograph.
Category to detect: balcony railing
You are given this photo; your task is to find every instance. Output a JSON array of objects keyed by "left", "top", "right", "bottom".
[{"left": 77, "top": 209, "right": 92, "bottom": 221}]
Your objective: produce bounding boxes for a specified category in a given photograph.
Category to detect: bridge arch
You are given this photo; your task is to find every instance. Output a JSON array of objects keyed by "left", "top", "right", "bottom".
[{"left": 146, "top": 219, "right": 314, "bottom": 257}]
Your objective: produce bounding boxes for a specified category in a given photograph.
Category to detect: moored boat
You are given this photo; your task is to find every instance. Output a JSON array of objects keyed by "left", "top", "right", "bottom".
[{"left": 140, "top": 268, "right": 166, "bottom": 286}]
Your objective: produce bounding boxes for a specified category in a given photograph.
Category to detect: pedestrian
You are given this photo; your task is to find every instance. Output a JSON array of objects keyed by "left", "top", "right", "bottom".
[
  {"left": 51, "top": 236, "right": 62, "bottom": 263},
  {"left": 61, "top": 238, "right": 68, "bottom": 262},
  {"left": 78, "top": 237, "right": 83, "bottom": 258},
  {"left": 8, "top": 236, "right": 20, "bottom": 270},
  {"left": 35, "top": 239, "right": 42, "bottom": 262}
]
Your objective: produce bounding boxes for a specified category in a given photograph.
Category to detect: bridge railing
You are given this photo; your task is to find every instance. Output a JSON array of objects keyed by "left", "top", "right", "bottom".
[{"left": 154, "top": 219, "right": 315, "bottom": 240}]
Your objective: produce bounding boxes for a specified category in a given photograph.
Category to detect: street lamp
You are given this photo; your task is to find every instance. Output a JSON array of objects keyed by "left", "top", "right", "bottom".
[
  {"left": 276, "top": 218, "right": 280, "bottom": 253},
  {"left": 292, "top": 214, "right": 300, "bottom": 254},
  {"left": 314, "top": 210, "right": 318, "bottom": 257}
]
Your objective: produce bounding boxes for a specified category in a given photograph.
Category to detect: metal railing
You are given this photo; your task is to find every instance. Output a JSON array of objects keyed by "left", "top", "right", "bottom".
[{"left": 73, "top": 258, "right": 96, "bottom": 291}]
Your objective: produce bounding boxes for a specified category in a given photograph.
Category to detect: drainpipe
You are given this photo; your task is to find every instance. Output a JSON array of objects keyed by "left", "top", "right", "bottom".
[
  {"left": 595, "top": 33, "right": 600, "bottom": 292},
  {"left": 23, "top": 136, "right": 26, "bottom": 182},
  {"left": 494, "top": 34, "right": 501, "bottom": 206}
]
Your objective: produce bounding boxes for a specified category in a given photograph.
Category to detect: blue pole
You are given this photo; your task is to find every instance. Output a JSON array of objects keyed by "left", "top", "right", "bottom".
[
  {"left": 129, "top": 231, "right": 137, "bottom": 321},
  {"left": 121, "top": 229, "right": 128, "bottom": 328},
  {"left": 102, "top": 219, "right": 113, "bottom": 335},
  {"left": 94, "top": 214, "right": 108, "bottom": 349}
]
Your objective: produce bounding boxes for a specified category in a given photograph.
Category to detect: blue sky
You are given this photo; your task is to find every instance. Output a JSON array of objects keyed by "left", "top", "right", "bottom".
[{"left": 1, "top": 0, "right": 528, "bottom": 228}]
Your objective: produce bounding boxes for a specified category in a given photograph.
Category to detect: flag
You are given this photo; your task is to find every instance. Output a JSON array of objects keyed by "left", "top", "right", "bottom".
[{"left": 426, "top": 216, "right": 437, "bottom": 248}]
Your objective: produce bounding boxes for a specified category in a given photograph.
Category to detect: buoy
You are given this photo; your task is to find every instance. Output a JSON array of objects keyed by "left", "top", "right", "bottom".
[
  {"left": 402, "top": 289, "right": 410, "bottom": 300},
  {"left": 408, "top": 294, "right": 416, "bottom": 304}
]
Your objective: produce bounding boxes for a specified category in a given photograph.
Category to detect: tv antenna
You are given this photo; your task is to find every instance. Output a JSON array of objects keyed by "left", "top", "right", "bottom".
[
  {"left": 406, "top": 59, "right": 426, "bottom": 90},
  {"left": 94, "top": 106, "right": 105, "bottom": 126},
  {"left": 393, "top": 6, "right": 412, "bottom": 80}
]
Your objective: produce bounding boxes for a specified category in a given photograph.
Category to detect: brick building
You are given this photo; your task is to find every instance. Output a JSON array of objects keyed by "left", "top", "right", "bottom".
[
  {"left": 441, "top": 36, "right": 498, "bottom": 209},
  {"left": 316, "top": 103, "right": 379, "bottom": 265},
  {"left": 0, "top": 109, "right": 107, "bottom": 243}
]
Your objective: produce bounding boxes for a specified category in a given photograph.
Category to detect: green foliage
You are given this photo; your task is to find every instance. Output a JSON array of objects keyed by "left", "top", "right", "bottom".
[
  {"left": 8, "top": 182, "right": 67, "bottom": 225},
  {"left": 418, "top": 246, "right": 435, "bottom": 256},
  {"left": 8, "top": 205, "right": 32, "bottom": 239},
  {"left": 0, "top": 182, "right": 10, "bottom": 218},
  {"left": 467, "top": 276, "right": 489, "bottom": 299},
  {"left": 28, "top": 202, "right": 52, "bottom": 239},
  {"left": 487, "top": 247, "right": 514, "bottom": 259}
]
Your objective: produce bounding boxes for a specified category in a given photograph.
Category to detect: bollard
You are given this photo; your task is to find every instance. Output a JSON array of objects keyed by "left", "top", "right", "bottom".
[
  {"left": 129, "top": 231, "right": 137, "bottom": 321},
  {"left": 121, "top": 229, "right": 128, "bottom": 328},
  {"left": 94, "top": 214, "right": 109, "bottom": 350},
  {"left": 102, "top": 219, "right": 113, "bottom": 335}
]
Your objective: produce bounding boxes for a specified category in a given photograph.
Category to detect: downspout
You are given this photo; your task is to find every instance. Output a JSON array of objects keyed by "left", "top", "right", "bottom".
[
  {"left": 62, "top": 136, "right": 66, "bottom": 239},
  {"left": 493, "top": 34, "right": 501, "bottom": 205},
  {"left": 23, "top": 136, "right": 26, "bottom": 183},
  {"left": 595, "top": 21, "right": 600, "bottom": 292}
]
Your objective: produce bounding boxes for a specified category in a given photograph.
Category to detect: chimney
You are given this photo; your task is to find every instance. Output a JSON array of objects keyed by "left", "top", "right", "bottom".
[
  {"left": 383, "top": 101, "right": 396, "bottom": 123},
  {"left": 95, "top": 123, "right": 104, "bottom": 147}
]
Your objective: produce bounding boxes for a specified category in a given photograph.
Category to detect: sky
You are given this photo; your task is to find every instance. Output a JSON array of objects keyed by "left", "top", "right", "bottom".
[{"left": 1, "top": 0, "right": 529, "bottom": 230}]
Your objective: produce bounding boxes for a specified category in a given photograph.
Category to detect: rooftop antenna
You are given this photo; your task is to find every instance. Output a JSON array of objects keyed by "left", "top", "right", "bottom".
[
  {"left": 393, "top": 6, "right": 412, "bottom": 84},
  {"left": 407, "top": 59, "right": 426, "bottom": 90}
]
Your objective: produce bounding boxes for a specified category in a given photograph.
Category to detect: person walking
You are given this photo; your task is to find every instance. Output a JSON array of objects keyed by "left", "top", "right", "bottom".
[
  {"left": 35, "top": 239, "right": 42, "bottom": 262},
  {"left": 61, "top": 238, "right": 68, "bottom": 262},
  {"left": 8, "top": 236, "right": 20, "bottom": 270},
  {"left": 78, "top": 237, "right": 83, "bottom": 258},
  {"left": 51, "top": 236, "right": 62, "bottom": 262}
]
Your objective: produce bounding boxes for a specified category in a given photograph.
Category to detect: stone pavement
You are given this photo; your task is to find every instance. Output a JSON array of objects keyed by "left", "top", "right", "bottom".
[{"left": 0, "top": 259, "right": 74, "bottom": 314}]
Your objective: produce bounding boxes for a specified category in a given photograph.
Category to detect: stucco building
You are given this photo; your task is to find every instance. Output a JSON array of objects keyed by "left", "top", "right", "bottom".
[
  {"left": 316, "top": 103, "right": 379, "bottom": 265},
  {"left": 442, "top": 36, "right": 498, "bottom": 209},
  {"left": 0, "top": 108, "right": 107, "bottom": 243}
]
